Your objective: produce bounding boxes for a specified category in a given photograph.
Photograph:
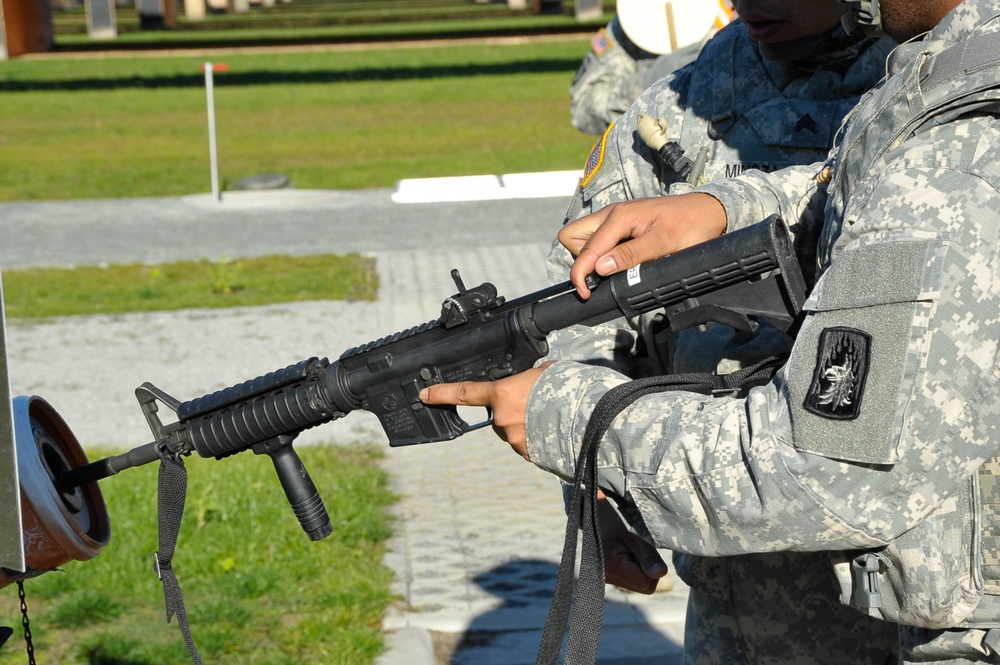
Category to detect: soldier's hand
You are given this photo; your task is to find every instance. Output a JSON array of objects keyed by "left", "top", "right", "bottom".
[
  {"left": 598, "top": 492, "right": 669, "bottom": 594},
  {"left": 419, "top": 364, "right": 552, "bottom": 460},
  {"left": 559, "top": 193, "right": 727, "bottom": 298}
]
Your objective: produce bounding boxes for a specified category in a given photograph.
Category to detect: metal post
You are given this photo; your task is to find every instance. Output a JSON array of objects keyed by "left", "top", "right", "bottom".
[
  {"left": 0, "top": 266, "right": 24, "bottom": 574},
  {"left": 204, "top": 61, "right": 221, "bottom": 202}
]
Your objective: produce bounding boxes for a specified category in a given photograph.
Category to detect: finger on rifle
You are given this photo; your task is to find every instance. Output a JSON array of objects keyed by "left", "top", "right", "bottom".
[
  {"left": 558, "top": 211, "right": 607, "bottom": 259},
  {"left": 568, "top": 202, "right": 659, "bottom": 297},
  {"left": 568, "top": 194, "right": 728, "bottom": 297},
  {"left": 419, "top": 381, "right": 492, "bottom": 407}
]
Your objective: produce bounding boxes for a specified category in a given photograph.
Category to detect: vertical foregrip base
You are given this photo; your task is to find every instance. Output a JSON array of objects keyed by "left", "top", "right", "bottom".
[{"left": 291, "top": 493, "right": 332, "bottom": 542}]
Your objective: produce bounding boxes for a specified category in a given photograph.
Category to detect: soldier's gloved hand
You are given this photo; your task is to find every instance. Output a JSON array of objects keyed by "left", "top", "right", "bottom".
[
  {"left": 598, "top": 491, "right": 669, "bottom": 594},
  {"left": 561, "top": 192, "right": 727, "bottom": 298}
]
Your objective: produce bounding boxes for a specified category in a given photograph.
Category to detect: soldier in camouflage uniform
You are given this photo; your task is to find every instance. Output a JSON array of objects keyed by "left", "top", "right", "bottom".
[
  {"left": 423, "top": 0, "right": 1000, "bottom": 662},
  {"left": 567, "top": 1, "right": 899, "bottom": 663},
  {"left": 570, "top": 16, "right": 665, "bottom": 135},
  {"left": 570, "top": 3, "right": 736, "bottom": 136}
]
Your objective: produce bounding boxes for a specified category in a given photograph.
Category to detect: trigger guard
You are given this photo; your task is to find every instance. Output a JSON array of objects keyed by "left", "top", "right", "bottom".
[{"left": 463, "top": 406, "right": 494, "bottom": 433}]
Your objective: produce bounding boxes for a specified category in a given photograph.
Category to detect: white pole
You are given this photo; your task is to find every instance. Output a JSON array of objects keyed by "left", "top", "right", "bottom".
[{"left": 205, "top": 61, "right": 221, "bottom": 202}]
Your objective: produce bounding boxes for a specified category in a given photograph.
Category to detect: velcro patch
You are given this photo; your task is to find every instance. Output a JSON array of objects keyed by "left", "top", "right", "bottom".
[
  {"left": 803, "top": 327, "right": 871, "bottom": 420},
  {"left": 582, "top": 122, "right": 613, "bottom": 186}
]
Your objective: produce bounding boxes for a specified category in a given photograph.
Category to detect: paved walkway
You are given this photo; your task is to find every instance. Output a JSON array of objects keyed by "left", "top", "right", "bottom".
[
  {"left": 1, "top": 184, "right": 687, "bottom": 664},
  {"left": 372, "top": 245, "right": 687, "bottom": 665}
]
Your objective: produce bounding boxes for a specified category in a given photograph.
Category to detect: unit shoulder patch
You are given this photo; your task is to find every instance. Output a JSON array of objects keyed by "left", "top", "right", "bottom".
[{"left": 803, "top": 327, "right": 871, "bottom": 420}]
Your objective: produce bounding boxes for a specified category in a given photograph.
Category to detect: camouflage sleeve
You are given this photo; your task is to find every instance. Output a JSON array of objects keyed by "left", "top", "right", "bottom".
[
  {"left": 697, "top": 162, "right": 830, "bottom": 236},
  {"left": 570, "top": 55, "right": 654, "bottom": 135},
  {"left": 526, "top": 119, "right": 1000, "bottom": 558},
  {"left": 694, "top": 162, "right": 830, "bottom": 281}
]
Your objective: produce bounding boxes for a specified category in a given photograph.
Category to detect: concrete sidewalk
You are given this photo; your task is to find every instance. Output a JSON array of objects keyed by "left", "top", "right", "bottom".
[{"left": 1, "top": 184, "right": 688, "bottom": 664}]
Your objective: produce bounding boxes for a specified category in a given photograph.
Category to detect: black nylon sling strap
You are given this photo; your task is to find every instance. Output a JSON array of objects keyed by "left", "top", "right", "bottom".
[
  {"left": 535, "top": 356, "right": 786, "bottom": 665},
  {"left": 155, "top": 450, "right": 203, "bottom": 665}
]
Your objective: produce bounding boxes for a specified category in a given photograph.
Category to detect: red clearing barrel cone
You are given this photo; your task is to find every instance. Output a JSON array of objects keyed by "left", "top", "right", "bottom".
[{"left": 0, "top": 395, "right": 110, "bottom": 588}]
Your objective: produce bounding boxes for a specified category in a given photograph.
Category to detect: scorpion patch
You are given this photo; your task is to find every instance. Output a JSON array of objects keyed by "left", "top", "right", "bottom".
[{"left": 803, "top": 327, "right": 871, "bottom": 420}]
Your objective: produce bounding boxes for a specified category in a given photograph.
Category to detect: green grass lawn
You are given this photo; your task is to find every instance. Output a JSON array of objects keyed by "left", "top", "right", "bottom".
[
  {"left": 2, "top": 254, "right": 378, "bottom": 318},
  {"left": 0, "top": 38, "right": 598, "bottom": 201},
  {"left": 0, "top": 443, "right": 396, "bottom": 664}
]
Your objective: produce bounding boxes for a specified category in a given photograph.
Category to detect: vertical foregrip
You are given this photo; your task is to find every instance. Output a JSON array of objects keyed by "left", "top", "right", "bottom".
[{"left": 268, "top": 442, "right": 332, "bottom": 541}]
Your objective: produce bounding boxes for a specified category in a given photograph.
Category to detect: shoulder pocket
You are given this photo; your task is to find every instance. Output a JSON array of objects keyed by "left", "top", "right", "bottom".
[{"left": 785, "top": 237, "right": 945, "bottom": 464}]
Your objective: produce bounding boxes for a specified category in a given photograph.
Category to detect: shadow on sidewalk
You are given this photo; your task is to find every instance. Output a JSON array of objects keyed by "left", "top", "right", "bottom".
[{"left": 436, "top": 559, "right": 682, "bottom": 665}]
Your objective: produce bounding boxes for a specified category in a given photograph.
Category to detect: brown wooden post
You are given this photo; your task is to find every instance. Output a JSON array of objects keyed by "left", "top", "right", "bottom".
[{"left": 0, "top": 0, "right": 53, "bottom": 59}]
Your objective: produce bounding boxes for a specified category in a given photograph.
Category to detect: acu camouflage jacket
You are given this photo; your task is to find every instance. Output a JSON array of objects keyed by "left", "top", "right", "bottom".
[{"left": 530, "top": 0, "right": 1000, "bottom": 629}]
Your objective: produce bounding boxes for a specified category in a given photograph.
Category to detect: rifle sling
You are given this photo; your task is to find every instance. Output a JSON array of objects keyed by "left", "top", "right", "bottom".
[
  {"left": 536, "top": 356, "right": 786, "bottom": 665},
  {"left": 155, "top": 450, "right": 203, "bottom": 665}
]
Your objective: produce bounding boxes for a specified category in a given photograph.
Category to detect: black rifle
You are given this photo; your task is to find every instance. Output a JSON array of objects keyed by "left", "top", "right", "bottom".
[{"left": 60, "top": 215, "right": 806, "bottom": 541}]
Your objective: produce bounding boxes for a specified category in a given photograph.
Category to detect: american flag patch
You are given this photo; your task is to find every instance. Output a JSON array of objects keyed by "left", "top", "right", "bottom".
[
  {"left": 591, "top": 28, "right": 611, "bottom": 56},
  {"left": 582, "top": 122, "right": 614, "bottom": 186}
]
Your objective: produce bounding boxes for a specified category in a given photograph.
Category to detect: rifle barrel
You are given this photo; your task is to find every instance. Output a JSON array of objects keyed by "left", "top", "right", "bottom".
[{"left": 59, "top": 440, "right": 162, "bottom": 490}]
